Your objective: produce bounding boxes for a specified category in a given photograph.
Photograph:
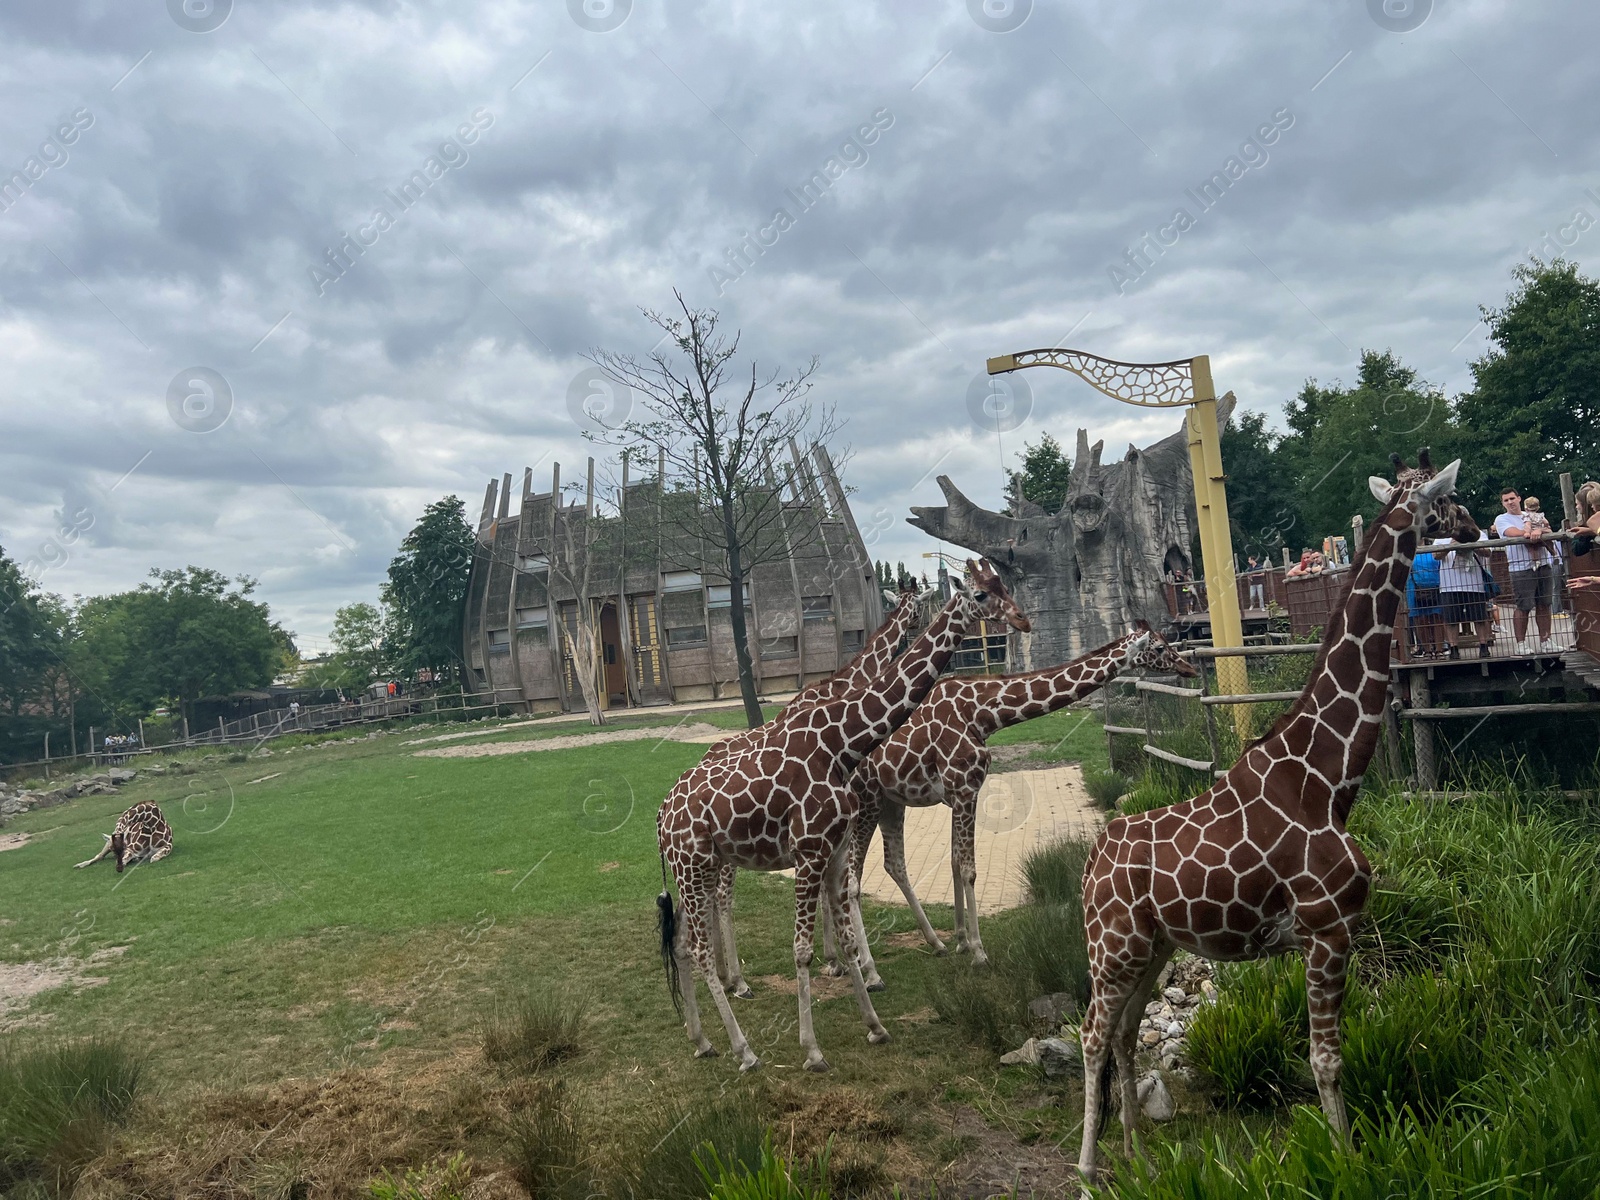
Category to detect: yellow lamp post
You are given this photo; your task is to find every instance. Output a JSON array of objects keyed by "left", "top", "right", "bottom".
[{"left": 985, "top": 349, "right": 1250, "bottom": 728}]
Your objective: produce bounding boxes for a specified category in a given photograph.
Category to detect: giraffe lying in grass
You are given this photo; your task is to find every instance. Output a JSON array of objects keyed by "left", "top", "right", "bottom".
[{"left": 74, "top": 802, "right": 172, "bottom": 873}]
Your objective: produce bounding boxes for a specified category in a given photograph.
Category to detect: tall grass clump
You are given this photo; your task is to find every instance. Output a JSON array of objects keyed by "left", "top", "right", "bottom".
[
  {"left": 479, "top": 991, "right": 584, "bottom": 1071},
  {"left": 1021, "top": 835, "right": 1093, "bottom": 907},
  {"left": 1183, "top": 957, "right": 1308, "bottom": 1108},
  {"left": 696, "top": 1138, "right": 830, "bottom": 1200},
  {"left": 499, "top": 1080, "right": 592, "bottom": 1199},
  {"left": 367, "top": 1153, "right": 471, "bottom": 1200},
  {"left": 613, "top": 1096, "right": 769, "bottom": 1200},
  {"left": 1082, "top": 768, "right": 1128, "bottom": 809},
  {"left": 0, "top": 1037, "right": 145, "bottom": 1191}
]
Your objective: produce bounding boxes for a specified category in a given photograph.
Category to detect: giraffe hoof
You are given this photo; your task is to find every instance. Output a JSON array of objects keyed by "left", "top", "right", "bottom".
[
  {"left": 820, "top": 962, "right": 845, "bottom": 979},
  {"left": 693, "top": 1044, "right": 720, "bottom": 1059},
  {"left": 731, "top": 984, "right": 754, "bottom": 1000},
  {"left": 803, "top": 1054, "right": 831, "bottom": 1073},
  {"left": 868, "top": 1028, "right": 892, "bottom": 1045},
  {"left": 738, "top": 1055, "right": 764, "bottom": 1074},
  {"left": 970, "top": 951, "right": 990, "bottom": 969},
  {"left": 929, "top": 940, "right": 948, "bottom": 956},
  {"left": 865, "top": 978, "right": 886, "bottom": 993}
]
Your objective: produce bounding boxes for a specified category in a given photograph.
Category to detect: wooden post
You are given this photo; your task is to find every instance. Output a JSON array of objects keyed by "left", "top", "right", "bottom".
[
  {"left": 1199, "top": 656, "right": 1221, "bottom": 770},
  {"left": 1561, "top": 472, "right": 1577, "bottom": 526},
  {"left": 183, "top": 715, "right": 191, "bottom": 744},
  {"left": 1383, "top": 680, "right": 1404, "bottom": 783},
  {"left": 43, "top": 732, "right": 50, "bottom": 780},
  {"left": 1103, "top": 680, "right": 1115, "bottom": 773},
  {"left": 88, "top": 725, "right": 95, "bottom": 767},
  {"left": 137, "top": 718, "right": 145, "bottom": 750},
  {"left": 1411, "top": 669, "right": 1437, "bottom": 790},
  {"left": 218, "top": 715, "right": 225, "bottom": 743},
  {"left": 1351, "top": 514, "right": 1365, "bottom": 559}
]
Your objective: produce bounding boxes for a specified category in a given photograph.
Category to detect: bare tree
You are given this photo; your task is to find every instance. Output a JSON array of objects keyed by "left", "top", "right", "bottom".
[
  {"left": 591, "top": 292, "right": 842, "bottom": 728},
  {"left": 544, "top": 477, "right": 614, "bottom": 726}
]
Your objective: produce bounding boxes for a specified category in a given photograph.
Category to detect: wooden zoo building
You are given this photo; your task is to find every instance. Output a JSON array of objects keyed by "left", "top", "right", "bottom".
[{"left": 461, "top": 446, "right": 885, "bottom": 713}]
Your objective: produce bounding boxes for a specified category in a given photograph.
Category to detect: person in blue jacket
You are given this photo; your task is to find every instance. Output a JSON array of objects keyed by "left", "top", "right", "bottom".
[{"left": 1407, "top": 539, "right": 1444, "bottom": 658}]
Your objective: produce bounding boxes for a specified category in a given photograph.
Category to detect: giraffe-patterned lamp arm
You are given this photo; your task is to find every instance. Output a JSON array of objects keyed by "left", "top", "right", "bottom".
[{"left": 985, "top": 349, "right": 1199, "bottom": 409}]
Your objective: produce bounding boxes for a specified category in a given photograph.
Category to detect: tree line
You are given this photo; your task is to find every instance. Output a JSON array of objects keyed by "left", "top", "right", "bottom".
[
  {"left": 0, "top": 497, "right": 474, "bottom": 765},
  {"left": 1009, "top": 260, "right": 1600, "bottom": 567}
]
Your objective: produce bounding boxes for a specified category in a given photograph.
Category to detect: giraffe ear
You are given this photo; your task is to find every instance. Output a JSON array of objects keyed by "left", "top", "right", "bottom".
[
  {"left": 1419, "top": 459, "right": 1462, "bottom": 501},
  {"left": 1368, "top": 476, "right": 1395, "bottom": 504}
]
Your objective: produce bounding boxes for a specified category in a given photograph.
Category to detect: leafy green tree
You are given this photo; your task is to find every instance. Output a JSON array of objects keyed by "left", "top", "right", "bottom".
[
  {"left": 1220, "top": 409, "right": 1298, "bottom": 565},
  {"left": 305, "top": 602, "right": 389, "bottom": 690},
  {"left": 0, "top": 547, "right": 73, "bottom": 762},
  {"left": 73, "top": 567, "right": 294, "bottom": 721},
  {"left": 382, "top": 496, "right": 474, "bottom": 686},
  {"left": 1453, "top": 259, "right": 1600, "bottom": 514},
  {"left": 1006, "top": 432, "right": 1074, "bottom": 513}
]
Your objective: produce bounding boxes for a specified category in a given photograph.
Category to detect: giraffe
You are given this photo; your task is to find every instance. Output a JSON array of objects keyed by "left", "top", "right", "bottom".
[
  {"left": 1074, "top": 451, "right": 1473, "bottom": 1182},
  {"left": 73, "top": 801, "right": 172, "bottom": 873},
  {"left": 698, "top": 582, "right": 930, "bottom": 998},
  {"left": 839, "top": 623, "right": 1197, "bottom": 987},
  {"left": 656, "top": 560, "right": 1030, "bottom": 1072}
]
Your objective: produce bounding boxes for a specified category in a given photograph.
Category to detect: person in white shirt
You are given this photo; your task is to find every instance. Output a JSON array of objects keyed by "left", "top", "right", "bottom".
[
  {"left": 1493, "top": 487, "right": 1553, "bottom": 652},
  {"left": 1436, "top": 526, "right": 1492, "bottom": 659}
]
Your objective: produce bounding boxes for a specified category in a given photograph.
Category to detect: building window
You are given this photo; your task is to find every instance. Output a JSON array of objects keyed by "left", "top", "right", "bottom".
[
  {"left": 707, "top": 584, "right": 751, "bottom": 609},
  {"left": 801, "top": 595, "right": 832, "bottom": 621},
  {"left": 841, "top": 629, "right": 864, "bottom": 652},
  {"left": 515, "top": 606, "right": 549, "bottom": 629},
  {"left": 760, "top": 635, "right": 799, "bottom": 657},
  {"left": 516, "top": 554, "right": 548, "bottom": 574},
  {"left": 666, "top": 625, "right": 708, "bottom": 647},
  {"left": 487, "top": 629, "right": 510, "bottom": 655},
  {"left": 663, "top": 570, "right": 703, "bottom": 593}
]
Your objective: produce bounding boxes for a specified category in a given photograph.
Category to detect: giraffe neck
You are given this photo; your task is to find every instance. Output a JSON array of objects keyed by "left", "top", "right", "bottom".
[
  {"left": 1258, "top": 508, "right": 1416, "bottom": 824},
  {"left": 971, "top": 634, "right": 1140, "bottom": 739},
  {"left": 843, "top": 596, "right": 919, "bottom": 685},
  {"left": 833, "top": 593, "right": 984, "bottom": 770}
]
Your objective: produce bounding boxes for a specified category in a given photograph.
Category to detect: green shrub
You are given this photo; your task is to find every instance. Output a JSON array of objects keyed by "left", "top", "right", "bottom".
[
  {"left": 1184, "top": 958, "right": 1308, "bottom": 1108},
  {"left": 368, "top": 1153, "right": 470, "bottom": 1200},
  {"left": 1082, "top": 768, "right": 1128, "bottom": 809},
  {"left": 499, "top": 1080, "right": 592, "bottom": 1199},
  {"left": 926, "top": 969, "right": 1023, "bottom": 1053},
  {"left": 479, "top": 991, "right": 583, "bottom": 1071},
  {"left": 696, "top": 1138, "right": 830, "bottom": 1200},
  {"left": 0, "top": 1037, "right": 145, "bottom": 1190},
  {"left": 614, "top": 1096, "right": 769, "bottom": 1200},
  {"left": 1002, "top": 903, "right": 1090, "bottom": 1008},
  {"left": 1342, "top": 972, "right": 1482, "bottom": 1123},
  {"left": 1020, "top": 835, "right": 1092, "bottom": 906}
]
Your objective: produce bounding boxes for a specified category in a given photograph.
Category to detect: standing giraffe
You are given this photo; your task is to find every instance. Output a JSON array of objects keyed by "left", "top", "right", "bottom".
[
  {"left": 840, "top": 624, "right": 1196, "bottom": 986},
  {"left": 698, "top": 583, "right": 929, "bottom": 997},
  {"left": 656, "top": 560, "right": 1030, "bottom": 1072},
  {"left": 1075, "top": 452, "right": 1472, "bottom": 1181}
]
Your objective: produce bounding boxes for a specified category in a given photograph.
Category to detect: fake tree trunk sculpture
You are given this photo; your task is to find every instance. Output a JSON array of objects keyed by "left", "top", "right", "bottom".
[{"left": 908, "top": 400, "right": 1226, "bottom": 670}]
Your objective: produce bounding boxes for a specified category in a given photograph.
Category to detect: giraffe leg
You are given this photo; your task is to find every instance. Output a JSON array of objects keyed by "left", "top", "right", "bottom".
[
  {"left": 826, "top": 844, "right": 890, "bottom": 1044},
  {"left": 74, "top": 835, "right": 114, "bottom": 869},
  {"left": 878, "top": 799, "right": 946, "bottom": 955},
  {"left": 148, "top": 842, "right": 172, "bottom": 864},
  {"left": 1079, "top": 923, "right": 1156, "bottom": 1182},
  {"left": 1114, "top": 944, "right": 1173, "bottom": 1160},
  {"left": 792, "top": 854, "right": 833, "bottom": 1072},
  {"left": 951, "top": 783, "right": 988, "bottom": 967},
  {"left": 846, "top": 796, "right": 886, "bottom": 989},
  {"left": 713, "top": 864, "right": 752, "bottom": 999},
  {"left": 680, "top": 873, "right": 760, "bottom": 1071},
  {"left": 1305, "top": 930, "right": 1354, "bottom": 1140},
  {"left": 820, "top": 897, "right": 843, "bottom": 977}
]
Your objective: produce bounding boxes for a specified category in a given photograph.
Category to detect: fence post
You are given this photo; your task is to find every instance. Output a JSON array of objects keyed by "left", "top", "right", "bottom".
[
  {"left": 1199, "top": 655, "right": 1221, "bottom": 770},
  {"left": 137, "top": 718, "right": 145, "bottom": 751},
  {"left": 43, "top": 732, "right": 50, "bottom": 780},
  {"left": 1103, "top": 681, "right": 1114, "bottom": 773},
  {"left": 218, "top": 716, "right": 225, "bottom": 743},
  {"left": 1383, "top": 680, "right": 1405, "bottom": 783},
  {"left": 1411, "top": 668, "right": 1437, "bottom": 791},
  {"left": 88, "top": 725, "right": 95, "bottom": 769},
  {"left": 1351, "top": 515, "right": 1365, "bottom": 559}
]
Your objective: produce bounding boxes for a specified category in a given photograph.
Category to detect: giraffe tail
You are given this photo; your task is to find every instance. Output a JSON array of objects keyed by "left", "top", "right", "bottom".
[
  {"left": 657, "top": 858, "right": 683, "bottom": 1018},
  {"left": 1095, "top": 1049, "right": 1116, "bottom": 1141}
]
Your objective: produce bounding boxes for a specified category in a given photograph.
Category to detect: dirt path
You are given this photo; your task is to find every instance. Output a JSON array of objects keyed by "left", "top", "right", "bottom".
[{"left": 412, "top": 723, "right": 732, "bottom": 759}]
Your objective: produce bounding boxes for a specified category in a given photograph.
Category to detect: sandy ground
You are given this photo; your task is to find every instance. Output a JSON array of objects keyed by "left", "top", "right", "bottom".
[
  {"left": 0, "top": 945, "right": 129, "bottom": 1030},
  {"left": 412, "top": 722, "right": 732, "bottom": 758},
  {"left": 0, "top": 832, "right": 30, "bottom": 853}
]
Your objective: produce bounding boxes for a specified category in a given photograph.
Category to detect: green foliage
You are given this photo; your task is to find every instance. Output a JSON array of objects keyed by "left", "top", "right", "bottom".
[
  {"left": 368, "top": 1153, "right": 470, "bottom": 1200},
  {"left": 1082, "top": 768, "right": 1128, "bottom": 809},
  {"left": 1341, "top": 973, "right": 1481, "bottom": 1123},
  {"left": 1184, "top": 957, "right": 1309, "bottom": 1108},
  {"left": 1454, "top": 258, "right": 1600, "bottom": 514},
  {"left": 0, "top": 1037, "right": 145, "bottom": 1190},
  {"left": 479, "top": 991, "right": 584, "bottom": 1071},
  {"left": 382, "top": 496, "right": 474, "bottom": 686},
  {"left": 500, "top": 1080, "right": 592, "bottom": 1199},
  {"left": 1021, "top": 835, "right": 1091, "bottom": 906},
  {"left": 1005, "top": 432, "right": 1073, "bottom": 514},
  {"left": 0, "top": 547, "right": 72, "bottom": 763},
  {"left": 304, "top": 601, "right": 391, "bottom": 691},
  {"left": 619, "top": 1098, "right": 769, "bottom": 1200},
  {"left": 696, "top": 1138, "right": 831, "bottom": 1200}
]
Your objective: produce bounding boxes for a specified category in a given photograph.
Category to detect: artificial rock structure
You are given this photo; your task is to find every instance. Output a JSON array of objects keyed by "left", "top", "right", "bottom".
[
  {"left": 462, "top": 445, "right": 883, "bottom": 712},
  {"left": 909, "top": 401, "right": 1221, "bottom": 671}
]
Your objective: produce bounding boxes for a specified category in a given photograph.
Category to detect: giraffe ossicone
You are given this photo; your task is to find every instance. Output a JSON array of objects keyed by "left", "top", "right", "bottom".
[
  {"left": 655, "top": 560, "right": 1029, "bottom": 1073},
  {"left": 1075, "top": 450, "right": 1470, "bottom": 1182}
]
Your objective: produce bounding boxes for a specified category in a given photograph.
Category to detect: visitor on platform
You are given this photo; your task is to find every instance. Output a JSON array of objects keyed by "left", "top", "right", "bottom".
[
  {"left": 1407, "top": 537, "right": 1444, "bottom": 658},
  {"left": 1245, "top": 555, "right": 1266, "bottom": 610},
  {"left": 1494, "top": 487, "right": 1555, "bottom": 653},
  {"left": 1170, "top": 566, "right": 1194, "bottom": 614},
  {"left": 1437, "top": 521, "right": 1492, "bottom": 660},
  {"left": 1286, "top": 550, "right": 1327, "bottom": 579},
  {"left": 1570, "top": 481, "right": 1600, "bottom": 556},
  {"left": 1524, "top": 498, "right": 1565, "bottom": 614}
]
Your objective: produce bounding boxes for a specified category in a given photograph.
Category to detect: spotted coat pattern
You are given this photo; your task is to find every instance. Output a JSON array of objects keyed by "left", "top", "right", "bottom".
[
  {"left": 1074, "top": 454, "right": 1473, "bottom": 1181},
  {"left": 844, "top": 625, "right": 1196, "bottom": 982},
  {"left": 657, "top": 561, "right": 1029, "bottom": 1072},
  {"left": 74, "top": 801, "right": 172, "bottom": 872}
]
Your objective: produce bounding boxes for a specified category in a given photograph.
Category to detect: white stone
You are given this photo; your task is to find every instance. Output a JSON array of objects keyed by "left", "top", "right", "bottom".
[
  {"left": 1200, "top": 980, "right": 1218, "bottom": 1003},
  {"left": 1038, "top": 1037, "right": 1081, "bottom": 1079},
  {"left": 1163, "top": 986, "right": 1187, "bottom": 1005},
  {"left": 1137, "top": 1073, "right": 1175, "bottom": 1121},
  {"left": 1000, "top": 1037, "right": 1040, "bottom": 1066}
]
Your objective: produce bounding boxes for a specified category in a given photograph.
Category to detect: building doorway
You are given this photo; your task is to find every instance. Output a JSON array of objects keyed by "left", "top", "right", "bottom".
[{"left": 599, "top": 602, "right": 628, "bottom": 706}]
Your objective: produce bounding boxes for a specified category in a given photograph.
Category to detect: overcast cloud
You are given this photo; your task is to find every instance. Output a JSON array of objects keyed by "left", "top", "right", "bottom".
[{"left": 1, "top": 0, "right": 1594, "bottom": 647}]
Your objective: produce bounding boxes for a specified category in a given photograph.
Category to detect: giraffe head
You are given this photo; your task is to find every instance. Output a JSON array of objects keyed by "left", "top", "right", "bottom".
[
  {"left": 1124, "top": 620, "right": 1198, "bottom": 677},
  {"left": 1368, "top": 447, "right": 1474, "bottom": 542},
  {"left": 111, "top": 831, "right": 128, "bottom": 873},
  {"left": 965, "top": 558, "right": 1031, "bottom": 632}
]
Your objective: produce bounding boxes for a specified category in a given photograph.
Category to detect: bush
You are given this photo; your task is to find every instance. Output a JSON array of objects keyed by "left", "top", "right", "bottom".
[
  {"left": 500, "top": 1080, "right": 592, "bottom": 1199},
  {"left": 0, "top": 1037, "right": 145, "bottom": 1190},
  {"left": 479, "top": 991, "right": 583, "bottom": 1071},
  {"left": 696, "top": 1139, "right": 830, "bottom": 1200},
  {"left": 1003, "top": 903, "right": 1090, "bottom": 1008},
  {"left": 1341, "top": 972, "right": 1482, "bottom": 1123},
  {"left": 1021, "top": 836, "right": 1092, "bottom": 906},
  {"left": 1184, "top": 957, "right": 1308, "bottom": 1108},
  {"left": 926, "top": 969, "right": 1023, "bottom": 1053},
  {"left": 1082, "top": 768, "right": 1128, "bottom": 809}
]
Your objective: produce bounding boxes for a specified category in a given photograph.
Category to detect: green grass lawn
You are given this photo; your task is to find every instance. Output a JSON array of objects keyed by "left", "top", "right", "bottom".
[{"left": 0, "top": 704, "right": 1111, "bottom": 1194}]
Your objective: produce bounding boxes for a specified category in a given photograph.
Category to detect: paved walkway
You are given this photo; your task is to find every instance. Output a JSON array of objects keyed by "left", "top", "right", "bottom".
[{"left": 857, "top": 765, "right": 1105, "bottom": 914}]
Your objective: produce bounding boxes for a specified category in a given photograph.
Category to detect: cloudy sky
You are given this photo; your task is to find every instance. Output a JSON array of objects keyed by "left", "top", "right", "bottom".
[{"left": 2, "top": 0, "right": 1594, "bottom": 648}]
